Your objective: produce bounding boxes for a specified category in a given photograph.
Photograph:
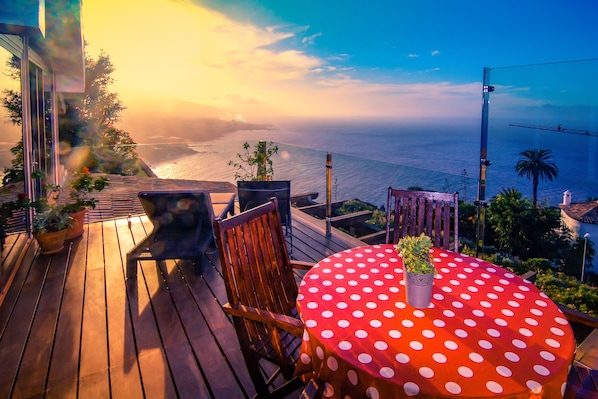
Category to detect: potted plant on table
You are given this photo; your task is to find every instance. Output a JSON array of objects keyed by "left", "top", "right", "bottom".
[
  {"left": 395, "top": 233, "right": 436, "bottom": 308},
  {"left": 32, "top": 205, "right": 73, "bottom": 255},
  {"left": 62, "top": 168, "right": 109, "bottom": 239}
]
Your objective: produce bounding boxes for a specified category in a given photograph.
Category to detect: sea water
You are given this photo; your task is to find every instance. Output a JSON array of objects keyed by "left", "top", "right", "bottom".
[{"left": 151, "top": 118, "right": 598, "bottom": 208}]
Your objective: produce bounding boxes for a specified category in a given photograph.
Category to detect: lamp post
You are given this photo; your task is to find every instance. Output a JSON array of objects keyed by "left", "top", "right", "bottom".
[{"left": 581, "top": 233, "right": 590, "bottom": 283}]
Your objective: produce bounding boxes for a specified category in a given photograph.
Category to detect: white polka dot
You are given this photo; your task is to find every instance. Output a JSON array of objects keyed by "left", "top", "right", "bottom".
[
  {"left": 321, "top": 330, "right": 334, "bottom": 339},
  {"left": 300, "top": 353, "right": 311, "bottom": 364},
  {"left": 445, "top": 340, "right": 459, "bottom": 350},
  {"left": 378, "top": 293, "right": 389, "bottom": 301},
  {"left": 508, "top": 300, "right": 520, "bottom": 307},
  {"left": 422, "top": 330, "right": 435, "bottom": 339},
  {"left": 519, "top": 328, "right": 533, "bottom": 337},
  {"left": 350, "top": 294, "right": 361, "bottom": 301},
  {"left": 473, "top": 309, "right": 485, "bottom": 317},
  {"left": 487, "top": 329, "right": 500, "bottom": 337},
  {"left": 458, "top": 366, "right": 473, "bottom": 378},
  {"left": 348, "top": 280, "right": 358, "bottom": 286},
  {"left": 525, "top": 318, "right": 539, "bottom": 326},
  {"left": 555, "top": 317, "right": 568, "bottom": 325},
  {"left": 433, "top": 319, "right": 446, "bottom": 328},
  {"left": 443, "top": 310, "right": 456, "bottom": 318},
  {"left": 358, "top": 353, "right": 372, "bottom": 364},
  {"left": 347, "top": 369, "right": 358, "bottom": 385},
  {"left": 551, "top": 327, "right": 565, "bottom": 336},
  {"left": 460, "top": 293, "right": 472, "bottom": 300},
  {"left": 389, "top": 330, "right": 402, "bottom": 339},
  {"left": 396, "top": 353, "right": 410, "bottom": 363},
  {"left": 403, "top": 382, "right": 420, "bottom": 396},
  {"left": 307, "top": 302, "right": 319, "bottom": 309},
  {"left": 338, "top": 320, "right": 350, "bottom": 328},
  {"left": 454, "top": 329, "right": 467, "bottom": 338},
  {"left": 316, "top": 346, "right": 324, "bottom": 359},
  {"left": 374, "top": 341, "right": 388, "bottom": 350},
  {"left": 370, "top": 320, "right": 382, "bottom": 328},
  {"left": 402, "top": 320, "right": 415, "bottom": 328},
  {"left": 322, "top": 310, "right": 334, "bottom": 318},
  {"left": 505, "top": 352, "right": 520, "bottom": 362},
  {"left": 487, "top": 293, "right": 499, "bottom": 300},
  {"left": 355, "top": 330, "right": 368, "bottom": 338},
  {"left": 433, "top": 293, "right": 445, "bottom": 300},
  {"left": 479, "top": 340, "right": 492, "bottom": 349},
  {"left": 322, "top": 383, "right": 334, "bottom": 398},
  {"left": 498, "top": 280, "right": 509, "bottom": 286},
  {"left": 519, "top": 285, "right": 530, "bottom": 292},
  {"left": 335, "top": 274, "right": 344, "bottom": 280},
  {"left": 338, "top": 341, "right": 352, "bottom": 350},
  {"left": 365, "top": 386, "right": 379, "bottom": 399},
  {"left": 546, "top": 338, "right": 561, "bottom": 348},
  {"left": 540, "top": 351, "right": 556, "bottom": 361},
  {"left": 380, "top": 367, "right": 394, "bottom": 378},
  {"left": 512, "top": 339, "right": 527, "bottom": 349},
  {"left": 383, "top": 310, "right": 395, "bottom": 318},
  {"left": 513, "top": 292, "right": 525, "bottom": 299},
  {"left": 410, "top": 341, "right": 423, "bottom": 350},
  {"left": 465, "top": 319, "right": 477, "bottom": 327},
  {"left": 445, "top": 382, "right": 462, "bottom": 394},
  {"left": 452, "top": 301, "right": 464, "bottom": 308},
  {"left": 353, "top": 310, "right": 364, "bottom": 318},
  {"left": 468, "top": 286, "right": 479, "bottom": 293},
  {"left": 449, "top": 280, "right": 460, "bottom": 286},
  {"left": 480, "top": 301, "right": 492, "bottom": 308},
  {"left": 530, "top": 309, "right": 543, "bottom": 317},
  {"left": 322, "top": 280, "right": 333, "bottom": 287},
  {"left": 534, "top": 365, "right": 550, "bottom": 376},
  {"left": 433, "top": 353, "right": 447, "bottom": 363},
  {"left": 327, "top": 356, "right": 338, "bottom": 371},
  {"left": 526, "top": 380, "right": 542, "bottom": 394},
  {"left": 495, "top": 318, "right": 508, "bottom": 327},
  {"left": 305, "top": 320, "right": 317, "bottom": 328},
  {"left": 363, "top": 287, "right": 374, "bottom": 294},
  {"left": 322, "top": 294, "right": 333, "bottom": 301},
  {"left": 413, "top": 310, "right": 425, "bottom": 318},
  {"left": 469, "top": 352, "right": 484, "bottom": 363},
  {"left": 395, "top": 302, "right": 407, "bottom": 309},
  {"left": 337, "top": 302, "right": 348, "bottom": 309},
  {"left": 481, "top": 273, "right": 492, "bottom": 279},
  {"left": 501, "top": 309, "right": 515, "bottom": 317},
  {"left": 486, "top": 381, "right": 503, "bottom": 394},
  {"left": 419, "top": 367, "right": 434, "bottom": 378},
  {"left": 496, "top": 365, "right": 512, "bottom": 377},
  {"left": 535, "top": 299, "right": 548, "bottom": 307}
]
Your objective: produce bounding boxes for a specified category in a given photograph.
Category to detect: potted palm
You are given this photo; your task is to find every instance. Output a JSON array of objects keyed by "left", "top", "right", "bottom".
[
  {"left": 395, "top": 233, "right": 436, "bottom": 308},
  {"left": 62, "top": 168, "right": 109, "bottom": 239},
  {"left": 31, "top": 205, "right": 73, "bottom": 255}
]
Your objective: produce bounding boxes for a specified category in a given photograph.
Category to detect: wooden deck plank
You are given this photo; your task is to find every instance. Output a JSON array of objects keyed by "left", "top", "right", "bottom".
[
  {"left": 46, "top": 237, "right": 88, "bottom": 398},
  {"left": 79, "top": 222, "right": 109, "bottom": 393},
  {"left": 12, "top": 246, "right": 71, "bottom": 398},
  {"left": 103, "top": 219, "right": 145, "bottom": 398}
]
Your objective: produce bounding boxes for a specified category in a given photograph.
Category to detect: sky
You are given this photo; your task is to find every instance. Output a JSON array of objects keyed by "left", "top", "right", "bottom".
[{"left": 82, "top": 0, "right": 598, "bottom": 124}]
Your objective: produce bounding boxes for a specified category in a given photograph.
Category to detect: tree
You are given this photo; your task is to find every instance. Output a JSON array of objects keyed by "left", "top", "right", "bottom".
[
  {"left": 59, "top": 51, "right": 139, "bottom": 175},
  {"left": 515, "top": 148, "right": 559, "bottom": 205}
]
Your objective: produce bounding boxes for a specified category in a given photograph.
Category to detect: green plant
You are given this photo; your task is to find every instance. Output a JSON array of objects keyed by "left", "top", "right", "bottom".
[
  {"left": 32, "top": 207, "right": 72, "bottom": 234},
  {"left": 395, "top": 233, "right": 436, "bottom": 275},
  {"left": 228, "top": 141, "right": 278, "bottom": 181},
  {"left": 62, "top": 167, "right": 109, "bottom": 214}
]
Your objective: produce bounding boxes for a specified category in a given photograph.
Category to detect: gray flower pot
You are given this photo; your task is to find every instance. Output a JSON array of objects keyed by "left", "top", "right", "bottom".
[{"left": 405, "top": 271, "right": 434, "bottom": 308}]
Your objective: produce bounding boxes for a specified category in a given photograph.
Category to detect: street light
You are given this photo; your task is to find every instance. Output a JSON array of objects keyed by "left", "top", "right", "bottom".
[{"left": 581, "top": 233, "right": 590, "bottom": 283}]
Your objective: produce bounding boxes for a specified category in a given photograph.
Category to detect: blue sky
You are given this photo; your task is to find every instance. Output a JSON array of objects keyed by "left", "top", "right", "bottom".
[{"left": 83, "top": 0, "right": 598, "bottom": 122}]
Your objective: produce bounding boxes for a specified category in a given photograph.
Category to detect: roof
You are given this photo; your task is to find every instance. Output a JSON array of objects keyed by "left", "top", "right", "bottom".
[{"left": 560, "top": 201, "right": 598, "bottom": 224}]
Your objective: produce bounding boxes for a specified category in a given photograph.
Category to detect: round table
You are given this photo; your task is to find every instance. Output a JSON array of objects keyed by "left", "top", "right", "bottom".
[{"left": 296, "top": 244, "right": 576, "bottom": 399}]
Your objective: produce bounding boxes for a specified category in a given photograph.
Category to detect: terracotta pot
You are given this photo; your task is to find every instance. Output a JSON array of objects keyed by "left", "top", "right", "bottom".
[
  {"left": 65, "top": 208, "right": 87, "bottom": 240},
  {"left": 34, "top": 229, "right": 68, "bottom": 255},
  {"left": 405, "top": 271, "right": 434, "bottom": 308}
]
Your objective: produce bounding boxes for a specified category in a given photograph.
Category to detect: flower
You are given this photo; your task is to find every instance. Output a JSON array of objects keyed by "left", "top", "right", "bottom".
[{"left": 62, "top": 168, "right": 109, "bottom": 214}]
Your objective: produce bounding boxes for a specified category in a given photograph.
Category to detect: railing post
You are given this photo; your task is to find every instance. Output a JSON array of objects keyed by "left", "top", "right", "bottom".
[{"left": 326, "top": 153, "right": 332, "bottom": 238}]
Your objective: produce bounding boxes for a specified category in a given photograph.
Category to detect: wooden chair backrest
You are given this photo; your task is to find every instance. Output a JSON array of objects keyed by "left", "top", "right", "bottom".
[
  {"left": 214, "top": 197, "right": 297, "bottom": 337},
  {"left": 386, "top": 187, "right": 459, "bottom": 250}
]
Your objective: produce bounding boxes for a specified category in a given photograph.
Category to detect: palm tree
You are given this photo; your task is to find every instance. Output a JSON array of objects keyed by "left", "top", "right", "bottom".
[{"left": 515, "top": 148, "right": 559, "bottom": 205}]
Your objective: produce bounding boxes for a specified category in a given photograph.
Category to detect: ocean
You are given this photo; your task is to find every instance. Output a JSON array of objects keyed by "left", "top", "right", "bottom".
[{"left": 150, "top": 118, "right": 598, "bottom": 209}]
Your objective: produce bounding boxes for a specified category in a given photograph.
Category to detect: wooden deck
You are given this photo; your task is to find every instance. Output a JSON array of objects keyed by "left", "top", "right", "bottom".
[
  {"left": 0, "top": 207, "right": 363, "bottom": 399},
  {"left": 0, "top": 202, "right": 597, "bottom": 398}
]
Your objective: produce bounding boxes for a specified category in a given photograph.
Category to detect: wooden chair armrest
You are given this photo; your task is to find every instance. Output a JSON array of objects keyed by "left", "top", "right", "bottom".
[
  {"left": 292, "top": 260, "right": 315, "bottom": 270},
  {"left": 223, "top": 302, "right": 304, "bottom": 337}
]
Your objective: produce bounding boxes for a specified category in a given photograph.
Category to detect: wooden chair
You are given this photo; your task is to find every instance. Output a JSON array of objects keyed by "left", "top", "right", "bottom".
[
  {"left": 386, "top": 187, "right": 459, "bottom": 250},
  {"left": 213, "top": 198, "right": 316, "bottom": 399}
]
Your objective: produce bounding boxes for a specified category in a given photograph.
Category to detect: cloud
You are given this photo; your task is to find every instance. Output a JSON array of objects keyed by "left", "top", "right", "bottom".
[
  {"left": 302, "top": 32, "right": 322, "bottom": 46},
  {"left": 431, "top": 50, "right": 440, "bottom": 56},
  {"left": 407, "top": 54, "right": 420, "bottom": 58},
  {"left": 83, "top": 0, "right": 480, "bottom": 122}
]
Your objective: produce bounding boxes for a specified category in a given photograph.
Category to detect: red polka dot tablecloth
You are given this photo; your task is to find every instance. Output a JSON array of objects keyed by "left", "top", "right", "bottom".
[{"left": 296, "top": 245, "right": 576, "bottom": 399}]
